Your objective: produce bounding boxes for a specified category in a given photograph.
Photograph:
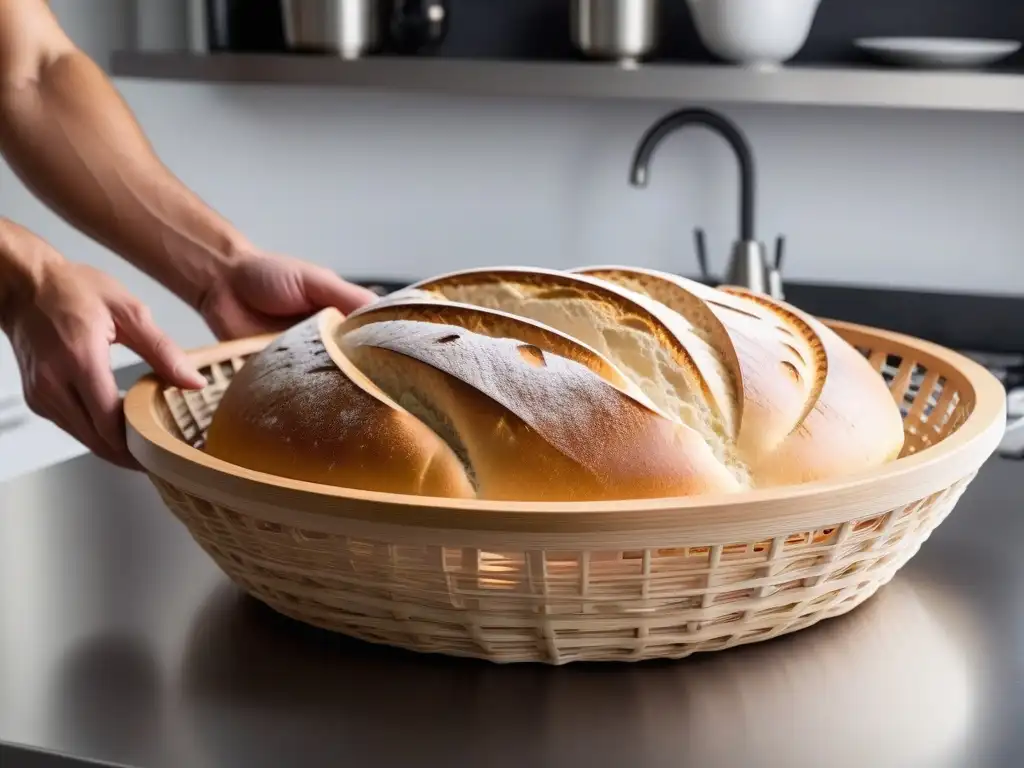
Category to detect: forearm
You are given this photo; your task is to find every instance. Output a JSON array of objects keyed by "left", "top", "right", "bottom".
[{"left": 0, "top": 47, "right": 250, "bottom": 309}]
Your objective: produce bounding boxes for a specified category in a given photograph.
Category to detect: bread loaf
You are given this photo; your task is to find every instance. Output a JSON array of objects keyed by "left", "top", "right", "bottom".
[{"left": 204, "top": 266, "right": 905, "bottom": 501}]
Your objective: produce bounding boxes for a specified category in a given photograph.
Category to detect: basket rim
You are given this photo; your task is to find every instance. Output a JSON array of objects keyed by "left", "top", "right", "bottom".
[{"left": 124, "top": 318, "right": 1007, "bottom": 536}]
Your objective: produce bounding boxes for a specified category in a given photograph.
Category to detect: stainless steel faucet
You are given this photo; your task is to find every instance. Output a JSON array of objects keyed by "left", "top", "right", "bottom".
[{"left": 628, "top": 107, "right": 785, "bottom": 299}]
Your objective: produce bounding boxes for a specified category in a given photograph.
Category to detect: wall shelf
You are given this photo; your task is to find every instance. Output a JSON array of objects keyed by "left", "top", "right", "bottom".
[{"left": 110, "top": 51, "right": 1024, "bottom": 114}]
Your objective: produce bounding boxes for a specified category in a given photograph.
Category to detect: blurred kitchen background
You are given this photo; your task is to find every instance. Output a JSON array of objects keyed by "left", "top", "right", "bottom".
[{"left": 2, "top": 0, "right": 1024, "bottom": 479}]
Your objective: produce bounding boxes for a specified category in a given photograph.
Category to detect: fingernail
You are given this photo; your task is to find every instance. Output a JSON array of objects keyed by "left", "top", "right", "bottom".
[{"left": 177, "top": 364, "right": 207, "bottom": 389}]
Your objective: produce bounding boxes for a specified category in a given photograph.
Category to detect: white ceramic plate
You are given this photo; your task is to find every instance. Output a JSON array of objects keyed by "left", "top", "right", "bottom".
[{"left": 855, "top": 37, "right": 1021, "bottom": 69}]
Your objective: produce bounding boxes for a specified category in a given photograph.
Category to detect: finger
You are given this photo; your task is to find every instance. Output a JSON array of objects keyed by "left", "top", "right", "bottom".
[
  {"left": 72, "top": 335, "right": 129, "bottom": 457},
  {"left": 68, "top": 387, "right": 141, "bottom": 471},
  {"left": 39, "top": 386, "right": 138, "bottom": 470},
  {"left": 30, "top": 374, "right": 101, "bottom": 452},
  {"left": 113, "top": 304, "right": 207, "bottom": 390},
  {"left": 301, "top": 270, "right": 379, "bottom": 315}
]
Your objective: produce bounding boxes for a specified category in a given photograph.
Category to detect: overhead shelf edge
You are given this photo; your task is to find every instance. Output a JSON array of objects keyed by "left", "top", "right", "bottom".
[{"left": 110, "top": 51, "right": 1024, "bottom": 114}]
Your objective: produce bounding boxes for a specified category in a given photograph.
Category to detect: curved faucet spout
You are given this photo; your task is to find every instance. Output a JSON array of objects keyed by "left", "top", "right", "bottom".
[{"left": 629, "top": 107, "right": 756, "bottom": 243}]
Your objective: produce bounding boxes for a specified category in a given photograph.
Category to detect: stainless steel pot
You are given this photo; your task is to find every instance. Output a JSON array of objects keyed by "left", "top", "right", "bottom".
[
  {"left": 570, "top": 0, "right": 659, "bottom": 66},
  {"left": 281, "top": 0, "right": 385, "bottom": 58}
]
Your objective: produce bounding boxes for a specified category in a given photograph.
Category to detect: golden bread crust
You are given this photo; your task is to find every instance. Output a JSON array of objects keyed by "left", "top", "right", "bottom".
[{"left": 204, "top": 267, "right": 905, "bottom": 500}]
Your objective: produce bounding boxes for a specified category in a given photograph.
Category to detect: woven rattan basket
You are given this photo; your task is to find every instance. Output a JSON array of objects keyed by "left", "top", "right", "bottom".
[{"left": 124, "top": 319, "right": 1006, "bottom": 664}]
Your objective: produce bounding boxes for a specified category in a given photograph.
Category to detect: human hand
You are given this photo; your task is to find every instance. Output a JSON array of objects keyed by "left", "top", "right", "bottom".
[
  {"left": 197, "top": 251, "right": 378, "bottom": 340},
  {"left": 1, "top": 242, "right": 206, "bottom": 469}
]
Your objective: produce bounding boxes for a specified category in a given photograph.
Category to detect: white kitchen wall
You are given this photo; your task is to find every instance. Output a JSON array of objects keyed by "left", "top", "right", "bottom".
[{"left": 2, "top": 0, "right": 1024, "bottom": 479}]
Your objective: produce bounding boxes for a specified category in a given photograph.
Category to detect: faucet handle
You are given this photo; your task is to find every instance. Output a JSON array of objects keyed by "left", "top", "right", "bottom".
[
  {"left": 693, "top": 227, "right": 711, "bottom": 283},
  {"left": 768, "top": 235, "right": 786, "bottom": 300}
]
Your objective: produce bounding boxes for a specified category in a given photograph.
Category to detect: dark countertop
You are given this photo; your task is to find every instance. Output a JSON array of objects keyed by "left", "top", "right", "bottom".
[{"left": 0, "top": 450, "right": 1022, "bottom": 768}]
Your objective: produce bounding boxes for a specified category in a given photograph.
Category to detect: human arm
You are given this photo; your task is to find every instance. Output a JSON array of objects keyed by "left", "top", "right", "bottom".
[
  {"left": 0, "top": 0, "right": 375, "bottom": 333},
  {"left": 0, "top": 1, "right": 377, "bottom": 468}
]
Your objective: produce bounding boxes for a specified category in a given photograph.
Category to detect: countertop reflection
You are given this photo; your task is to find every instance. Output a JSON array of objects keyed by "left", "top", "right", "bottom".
[{"left": 1, "top": 454, "right": 1021, "bottom": 768}]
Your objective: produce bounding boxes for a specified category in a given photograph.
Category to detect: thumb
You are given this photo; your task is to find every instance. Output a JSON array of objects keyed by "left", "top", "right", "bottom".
[
  {"left": 302, "top": 268, "right": 378, "bottom": 315},
  {"left": 114, "top": 303, "right": 207, "bottom": 390}
]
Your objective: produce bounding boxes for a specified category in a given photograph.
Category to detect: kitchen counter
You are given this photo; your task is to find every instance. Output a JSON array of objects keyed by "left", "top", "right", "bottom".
[{"left": 1, "top": 447, "right": 1022, "bottom": 768}]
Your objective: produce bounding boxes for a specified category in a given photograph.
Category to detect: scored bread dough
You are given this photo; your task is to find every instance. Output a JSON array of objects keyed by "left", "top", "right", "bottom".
[
  {"left": 203, "top": 266, "right": 905, "bottom": 501},
  {"left": 341, "top": 318, "right": 740, "bottom": 501}
]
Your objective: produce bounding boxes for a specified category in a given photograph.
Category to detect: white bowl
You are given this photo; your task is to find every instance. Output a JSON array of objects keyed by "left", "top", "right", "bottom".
[{"left": 687, "top": 0, "right": 822, "bottom": 70}]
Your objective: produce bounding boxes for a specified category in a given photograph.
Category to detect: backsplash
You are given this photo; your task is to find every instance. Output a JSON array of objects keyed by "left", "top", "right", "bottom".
[{"left": 27, "top": 82, "right": 1022, "bottom": 293}]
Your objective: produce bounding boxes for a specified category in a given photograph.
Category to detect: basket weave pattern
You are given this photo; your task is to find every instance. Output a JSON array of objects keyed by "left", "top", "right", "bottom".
[
  {"left": 134, "top": 325, "right": 996, "bottom": 664},
  {"left": 153, "top": 475, "right": 969, "bottom": 663}
]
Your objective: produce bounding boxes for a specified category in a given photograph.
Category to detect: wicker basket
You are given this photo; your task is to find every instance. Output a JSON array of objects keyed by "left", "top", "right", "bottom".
[{"left": 124, "top": 319, "right": 1006, "bottom": 665}]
